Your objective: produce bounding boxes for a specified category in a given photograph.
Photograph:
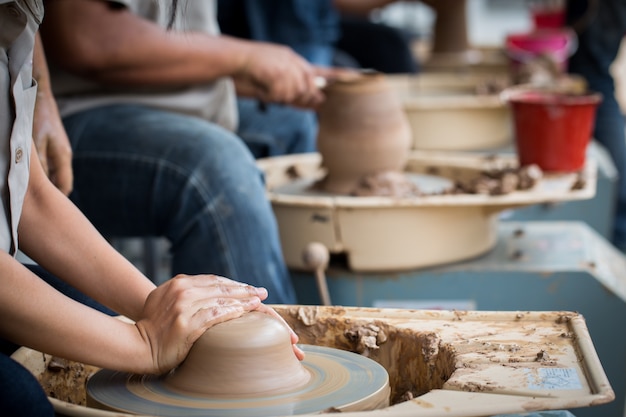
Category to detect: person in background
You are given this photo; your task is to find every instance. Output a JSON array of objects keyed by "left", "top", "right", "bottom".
[
  {"left": 218, "top": 0, "right": 467, "bottom": 73},
  {"left": 566, "top": 0, "right": 626, "bottom": 251},
  {"left": 0, "top": 2, "right": 302, "bottom": 415},
  {"left": 39, "top": 0, "right": 346, "bottom": 303}
]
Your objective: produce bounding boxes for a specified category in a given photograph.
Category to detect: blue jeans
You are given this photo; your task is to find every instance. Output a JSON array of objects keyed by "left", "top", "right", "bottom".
[
  {"left": 63, "top": 104, "right": 297, "bottom": 304},
  {"left": 567, "top": 0, "right": 626, "bottom": 248},
  {"left": 217, "top": 0, "right": 339, "bottom": 66},
  {"left": 237, "top": 98, "right": 318, "bottom": 158}
]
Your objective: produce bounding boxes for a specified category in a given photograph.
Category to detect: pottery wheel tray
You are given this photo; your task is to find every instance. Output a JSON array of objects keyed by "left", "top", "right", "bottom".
[
  {"left": 12, "top": 306, "right": 614, "bottom": 417},
  {"left": 257, "top": 151, "right": 597, "bottom": 272}
]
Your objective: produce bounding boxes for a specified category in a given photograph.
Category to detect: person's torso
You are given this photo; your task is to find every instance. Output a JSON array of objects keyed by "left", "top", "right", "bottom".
[{"left": 48, "top": 0, "right": 238, "bottom": 131}]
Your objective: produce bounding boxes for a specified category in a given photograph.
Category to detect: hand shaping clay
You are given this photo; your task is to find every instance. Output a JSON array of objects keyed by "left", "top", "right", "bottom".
[
  {"left": 316, "top": 73, "right": 412, "bottom": 194},
  {"left": 164, "top": 312, "right": 311, "bottom": 396}
]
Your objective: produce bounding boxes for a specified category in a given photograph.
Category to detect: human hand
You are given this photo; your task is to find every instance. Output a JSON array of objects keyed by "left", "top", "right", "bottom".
[
  {"left": 233, "top": 41, "right": 324, "bottom": 108},
  {"left": 33, "top": 87, "right": 74, "bottom": 195},
  {"left": 134, "top": 274, "right": 269, "bottom": 375},
  {"left": 313, "top": 66, "right": 363, "bottom": 86}
]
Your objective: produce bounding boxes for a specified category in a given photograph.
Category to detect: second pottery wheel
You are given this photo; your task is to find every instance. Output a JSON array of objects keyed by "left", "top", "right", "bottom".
[{"left": 86, "top": 312, "right": 390, "bottom": 417}]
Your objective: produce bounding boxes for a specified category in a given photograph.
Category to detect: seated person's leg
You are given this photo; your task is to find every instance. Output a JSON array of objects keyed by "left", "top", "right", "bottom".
[
  {"left": 567, "top": 0, "right": 626, "bottom": 248},
  {"left": 0, "top": 353, "right": 54, "bottom": 417},
  {"left": 236, "top": 98, "right": 318, "bottom": 158},
  {"left": 63, "top": 104, "right": 296, "bottom": 304}
]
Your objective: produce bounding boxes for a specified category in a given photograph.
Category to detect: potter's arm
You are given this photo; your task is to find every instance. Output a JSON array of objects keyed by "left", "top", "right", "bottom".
[
  {"left": 18, "top": 142, "right": 155, "bottom": 320},
  {"left": 41, "top": 0, "right": 322, "bottom": 107},
  {"left": 13, "top": 148, "right": 272, "bottom": 373}
]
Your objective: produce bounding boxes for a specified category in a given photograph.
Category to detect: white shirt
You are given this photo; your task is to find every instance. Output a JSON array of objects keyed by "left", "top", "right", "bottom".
[
  {"left": 0, "top": 0, "right": 42, "bottom": 254},
  {"left": 48, "top": 0, "right": 239, "bottom": 132}
]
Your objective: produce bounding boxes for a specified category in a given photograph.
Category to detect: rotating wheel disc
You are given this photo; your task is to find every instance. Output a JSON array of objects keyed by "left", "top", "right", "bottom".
[{"left": 86, "top": 345, "right": 390, "bottom": 417}]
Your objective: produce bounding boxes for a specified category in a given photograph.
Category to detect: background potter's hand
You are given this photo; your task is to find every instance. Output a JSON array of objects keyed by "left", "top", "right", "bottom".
[
  {"left": 33, "top": 83, "right": 74, "bottom": 196},
  {"left": 32, "top": 31, "right": 74, "bottom": 195},
  {"left": 233, "top": 41, "right": 324, "bottom": 108},
  {"left": 135, "top": 274, "right": 268, "bottom": 375}
]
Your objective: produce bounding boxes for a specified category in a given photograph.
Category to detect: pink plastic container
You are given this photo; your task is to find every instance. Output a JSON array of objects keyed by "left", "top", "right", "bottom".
[
  {"left": 532, "top": 9, "right": 565, "bottom": 29},
  {"left": 505, "top": 89, "right": 602, "bottom": 172},
  {"left": 505, "top": 28, "right": 576, "bottom": 72}
]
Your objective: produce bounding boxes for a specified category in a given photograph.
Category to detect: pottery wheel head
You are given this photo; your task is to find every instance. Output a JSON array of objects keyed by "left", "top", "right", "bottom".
[
  {"left": 86, "top": 312, "right": 391, "bottom": 417},
  {"left": 164, "top": 311, "right": 310, "bottom": 396}
]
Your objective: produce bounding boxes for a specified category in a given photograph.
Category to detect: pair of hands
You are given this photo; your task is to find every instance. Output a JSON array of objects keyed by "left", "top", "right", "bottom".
[
  {"left": 33, "top": 90, "right": 302, "bottom": 376},
  {"left": 233, "top": 41, "right": 356, "bottom": 109},
  {"left": 135, "top": 274, "right": 304, "bottom": 375},
  {"left": 31, "top": 39, "right": 310, "bottom": 376}
]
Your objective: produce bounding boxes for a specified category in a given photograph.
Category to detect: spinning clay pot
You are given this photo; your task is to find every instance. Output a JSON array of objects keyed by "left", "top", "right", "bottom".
[
  {"left": 316, "top": 73, "right": 412, "bottom": 194},
  {"left": 165, "top": 311, "right": 310, "bottom": 396}
]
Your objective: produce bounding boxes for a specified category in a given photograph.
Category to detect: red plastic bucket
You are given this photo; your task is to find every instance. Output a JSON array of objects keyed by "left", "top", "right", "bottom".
[
  {"left": 505, "top": 89, "right": 602, "bottom": 172},
  {"left": 505, "top": 29, "right": 576, "bottom": 72}
]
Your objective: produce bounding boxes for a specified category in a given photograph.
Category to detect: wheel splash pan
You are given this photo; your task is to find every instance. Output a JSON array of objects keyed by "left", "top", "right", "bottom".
[
  {"left": 386, "top": 73, "right": 512, "bottom": 151},
  {"left": 257, "top": 151, "right": 596, "bottom": 272},
  {"left": 12, "top": 306, "right": 614, "bottom": 417}
]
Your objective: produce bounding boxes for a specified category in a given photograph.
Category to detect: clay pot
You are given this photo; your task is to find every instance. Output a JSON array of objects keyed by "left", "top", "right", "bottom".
[
  {"left": 164, "top": 312, "right": 310, "bottom": 396},
  {"left": 316, "top": 73, "right": 412, "bottom": 194}
]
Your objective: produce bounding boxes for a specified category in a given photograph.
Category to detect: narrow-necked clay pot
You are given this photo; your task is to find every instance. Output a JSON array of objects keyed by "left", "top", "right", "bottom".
[
  {"left": 164, "top": 312, "right": 310, "bottom": 397},
  {"left": 316, "top": 73, "right": 412, "bottom": 194}
]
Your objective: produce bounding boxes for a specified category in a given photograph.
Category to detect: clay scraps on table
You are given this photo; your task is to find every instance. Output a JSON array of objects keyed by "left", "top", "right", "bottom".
[
  {"left": 448, "top": 164, "right": 544, "bottom": 196},
  {"left": 349, "top": 164, "right": 545, "bottom": 198},
  {"left": 351, "top": 171, "right": 422, "bottom": 197}
]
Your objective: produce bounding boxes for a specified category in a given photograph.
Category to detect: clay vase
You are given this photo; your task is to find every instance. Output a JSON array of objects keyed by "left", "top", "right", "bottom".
[
  {"left": 164, "top": 312, "right": 310, "bottom": 396},
  {"left": 316, "top": 73, "right": 412, "bottom": 194}
]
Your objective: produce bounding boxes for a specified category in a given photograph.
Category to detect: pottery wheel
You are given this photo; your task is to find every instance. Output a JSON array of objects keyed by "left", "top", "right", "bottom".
[
  {"left": 275, "top": 172, "right": 454, "bottom": 197},
  {"left": 86, "top": 344, "right": 390, "bottom": 417}
]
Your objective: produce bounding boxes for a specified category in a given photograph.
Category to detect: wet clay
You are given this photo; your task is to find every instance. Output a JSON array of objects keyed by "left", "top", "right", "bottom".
[
  {"left": 27, "top": 307, "right": 613, "bottom": 417},
  {"left": 85, "top": 311, "right": 390, "bottom": 416},
  {"left": 164, "top": 311, "right": 310, "bottom": 396},
  {"left": 316, "top": 73, "right": 412, "bottom": 194}
]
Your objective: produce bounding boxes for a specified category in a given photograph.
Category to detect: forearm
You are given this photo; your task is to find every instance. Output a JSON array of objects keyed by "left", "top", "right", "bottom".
[
  {"left": 0, "top": 254, "right": 153, "bottom": 373},
  {"left": 41, "top": 0, "right": 255, "bottom": 88},
  {"left": 92, "top": 34, "right": 260, "bottom": 87},
  {"left": 18, "top": 149, "right": 155, "bottom": 320}
]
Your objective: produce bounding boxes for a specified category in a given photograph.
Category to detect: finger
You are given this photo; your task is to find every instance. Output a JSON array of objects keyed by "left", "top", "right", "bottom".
[
  {"left": 34, "top": 138, "right": 49, "bottom": 175},
  {"left": 190, "top": 294, "right": 263, "bottom": 314},
  {"left": 187, "top": 298, "right": 261, "bottom": 342},
  {"left": 185, "top": 274, "right": 261, "bottom": 289},
  {"left": 177, "top": 274, "right": 268, "bottom": 298},
  {"left": 255, "top": 304, "right": 300, "bottom": 345},
  {"left": 49, "top": 151, "right": 74, "bottom": 196},
  {"left": 52, "top": 167, "right": 74, "bottom": 196},
  {"left": 293, "top": 344, "right": 306, "bottom": 361},
  {"left": 204, "top": 282, "right": 268, "bottom": 300},
  {"left": 255, "top": 305, "right": 304, "bottom": 361}
]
